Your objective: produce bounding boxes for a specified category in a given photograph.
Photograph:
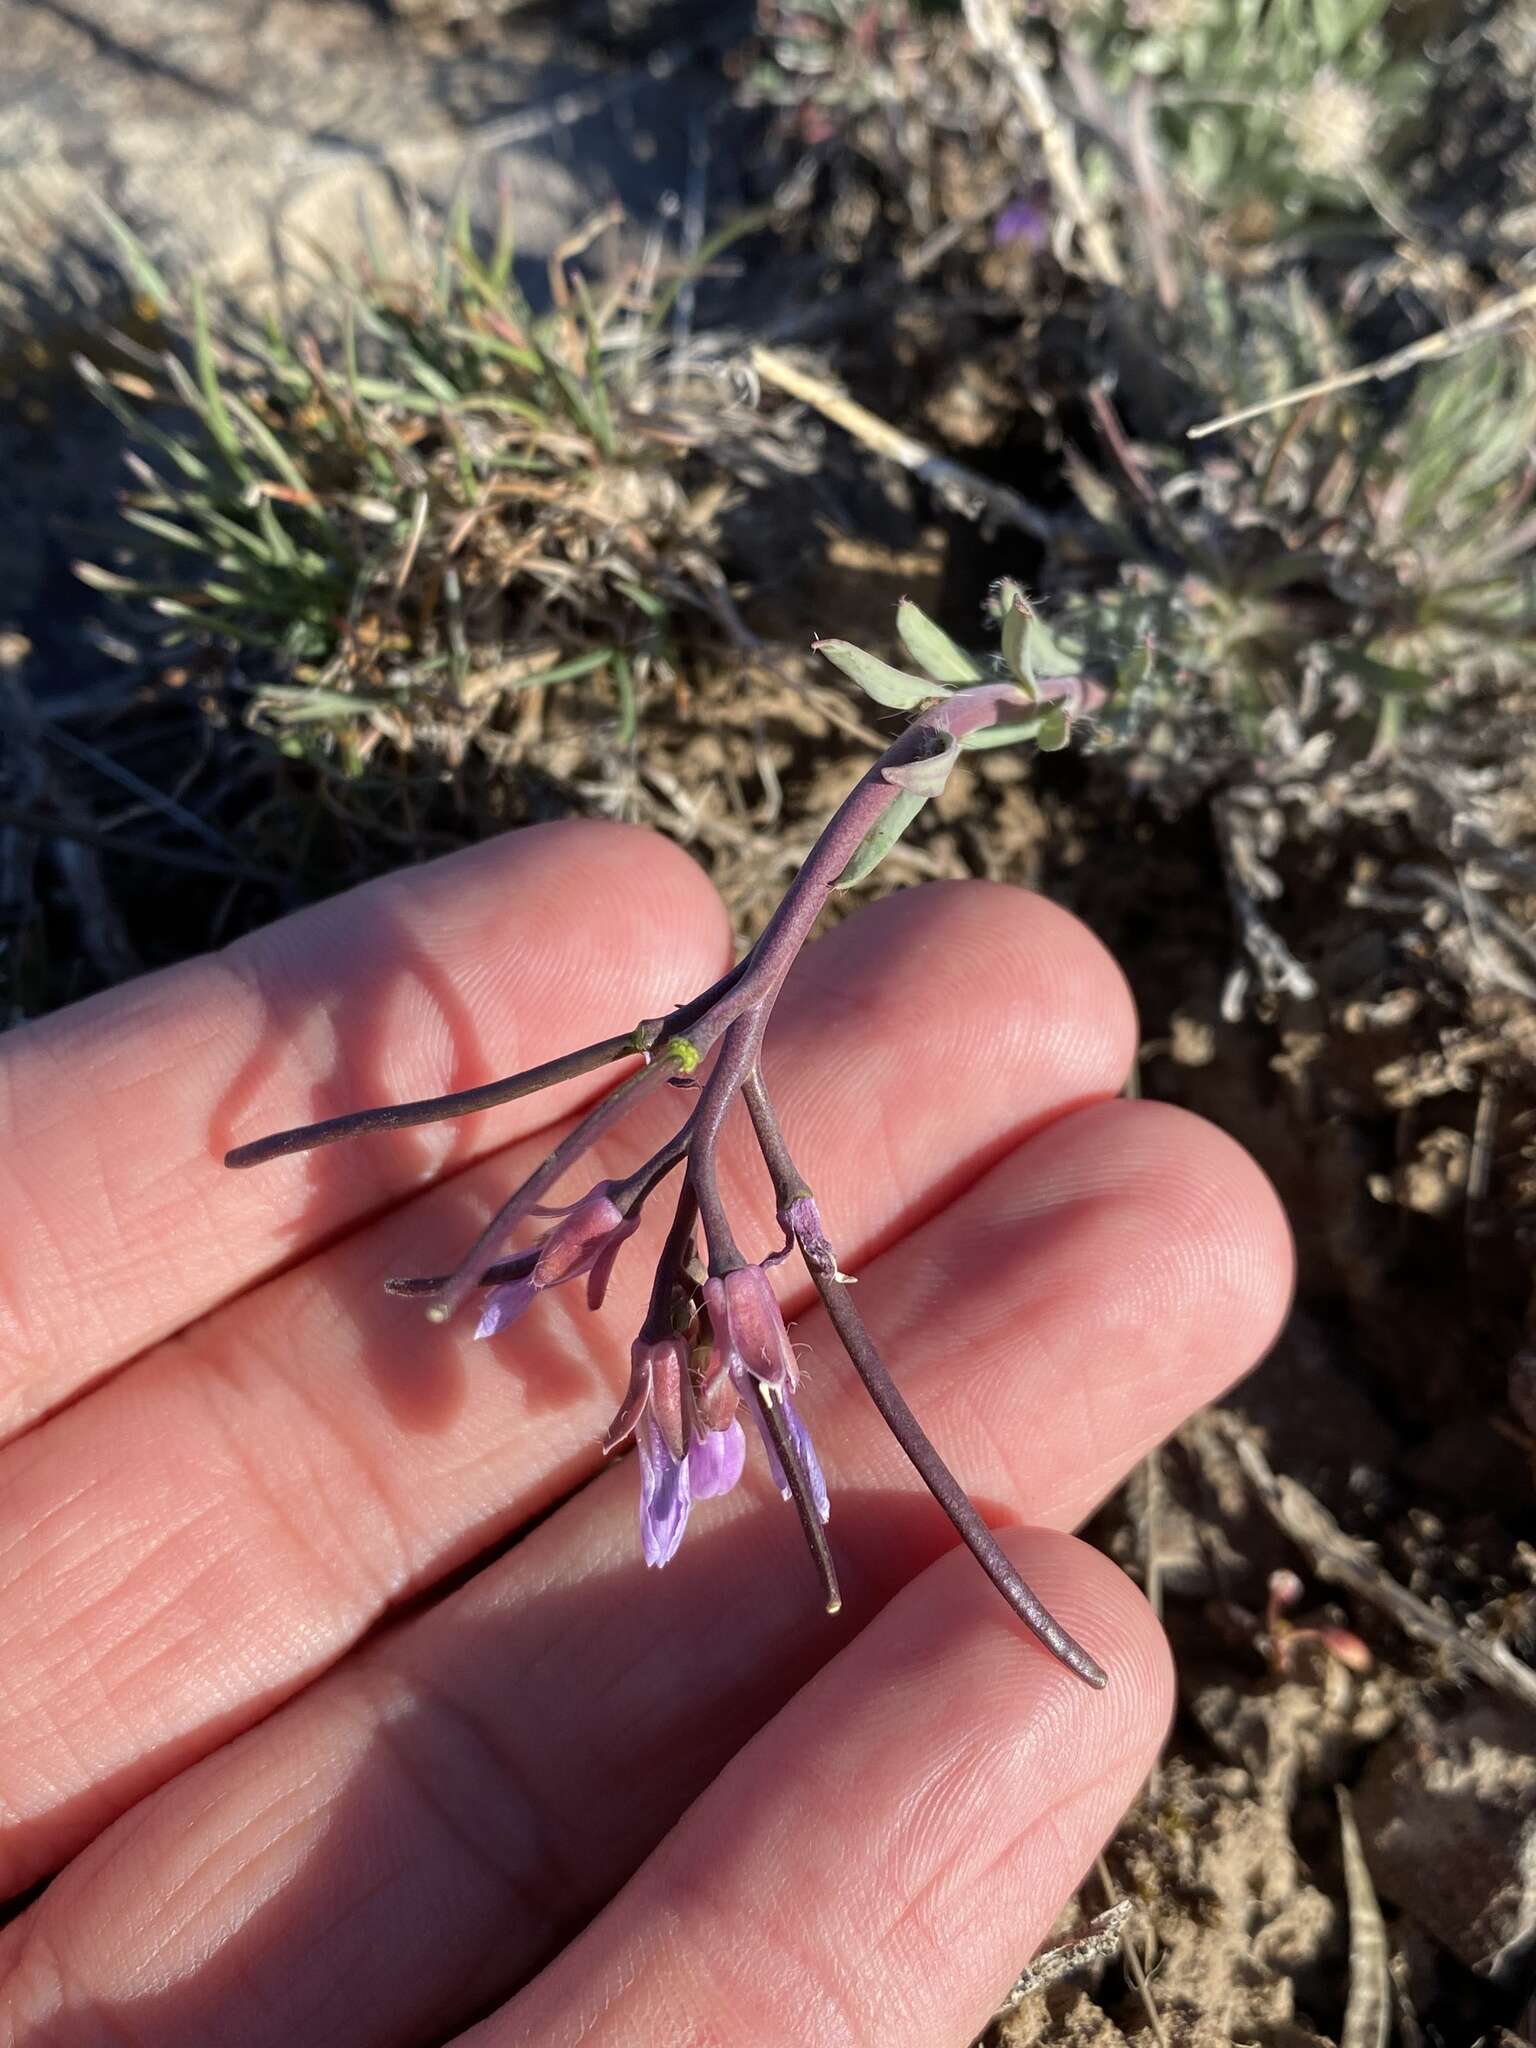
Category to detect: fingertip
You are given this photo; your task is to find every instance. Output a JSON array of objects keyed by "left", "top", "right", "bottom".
[
  {"left": 499, "top": 1525, "right": 1169, "bottom": 2048},
  {"left": 387, "top": 818, "right": 735, "bottom": 1006},
  {"left": 1106, "top": 1098, "right": 1296, "bottom": 1380},
  {"left": 892, "top": 1524, "right": 1175, "bottom": 1769},
  {"left": 964, "top": 1095, "right": 1294, "bottom": 1460}
]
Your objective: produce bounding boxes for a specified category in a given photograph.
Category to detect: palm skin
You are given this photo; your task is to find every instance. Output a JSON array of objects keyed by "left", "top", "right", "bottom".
[{"left": 0, "top": 821, "right": 1290, "bottom": 2047}]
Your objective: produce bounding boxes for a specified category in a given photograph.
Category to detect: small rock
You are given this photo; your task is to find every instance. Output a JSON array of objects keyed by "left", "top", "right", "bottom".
[
  {"left": 1169, "top": 1009, "right": 1218, "bottom": 1067},
  {"left": 1353, "top": 1699, "right": 1536, "bottom": 1984}
]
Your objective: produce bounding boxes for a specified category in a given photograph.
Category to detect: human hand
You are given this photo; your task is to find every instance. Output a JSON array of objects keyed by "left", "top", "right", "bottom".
[{"left": 0, "top": 822, "right": 1290, "bottom": 2046}]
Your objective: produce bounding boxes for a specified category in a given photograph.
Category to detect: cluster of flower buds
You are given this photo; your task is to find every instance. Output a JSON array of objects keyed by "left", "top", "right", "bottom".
[{"left": 227, "top": 597, "right": 1109, "bottom": 1688}]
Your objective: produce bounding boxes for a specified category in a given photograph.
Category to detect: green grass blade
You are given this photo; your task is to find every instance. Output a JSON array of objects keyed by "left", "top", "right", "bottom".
[
  {"left": 88, "top": 198, "right": 175, "bottom": 313},
  {"left": 190, "top": 281, "right": 247, "bottom": 468}
]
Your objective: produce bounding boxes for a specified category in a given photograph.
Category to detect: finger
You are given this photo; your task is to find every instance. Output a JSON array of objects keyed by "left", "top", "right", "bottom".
[
  {"left": 468, "top": 1532, "right": 1173, "bottom": 2047},
  {"left": 0, "top": 883, "right": 1134, "bottom": 1894},
  {"left": 0, "top": 1101, "right": 1285, "bottom": 2048},
  {"left": 0, "top": 821, "right": 732, "bottom": 1436}
]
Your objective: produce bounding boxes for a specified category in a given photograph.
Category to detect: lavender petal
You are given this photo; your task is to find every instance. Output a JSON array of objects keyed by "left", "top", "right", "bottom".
[
  {"left": 783, "top": 1390, "right": 830, "bottom": 1524},
  {"left": 638, "top": 1410, "right": 692, "bottom": 1567},
  {"left": 475, "top": 1275, "right": 539, "bottom": 1339},
  {"left": 688, "top": 1418, "right": 746, "bottom": 1500},
  {"left": 746, "top": 1384, "right": 829, "bottom": 1523}
]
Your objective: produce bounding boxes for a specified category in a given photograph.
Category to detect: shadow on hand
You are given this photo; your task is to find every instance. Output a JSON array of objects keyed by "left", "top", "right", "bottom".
[{"left": 208, "top": 863, "right": 508, "bottom": 1254}]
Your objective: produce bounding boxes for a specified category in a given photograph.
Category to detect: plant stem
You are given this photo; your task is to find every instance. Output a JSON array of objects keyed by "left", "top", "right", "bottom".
[
  {"left": 754, "top": 1381, "right": 841, "bottom": 1615},
  {"left": 422, "top": 1053, "right": 677, "bottom": 1324},
  {"left": 224, "top": 956, "right": 754, "bottom": 1170},
  {"left": 742, "top": 1070, "right": 1108, "bottom": 1689},
  {"left": 688, "top": 1013, "right": 763, "bottom": 1271},
  {"left": 224, "top": 1029, "right": 645, "bottom": 1170},
  {"left": 644, "top": 1177, "right": 701, "bottom": 1339}
]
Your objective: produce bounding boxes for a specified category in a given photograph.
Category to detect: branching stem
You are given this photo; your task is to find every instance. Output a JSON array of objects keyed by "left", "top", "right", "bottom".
[{"left": 225, "top": 680, "right": 1109, "bottom": 1683}]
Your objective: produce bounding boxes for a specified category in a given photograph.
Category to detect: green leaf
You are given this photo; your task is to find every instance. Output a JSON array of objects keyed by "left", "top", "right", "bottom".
[
  {"left": 882, "top": 734, "right": 959, "bottom": 798},
  {"left": 959, "top": 713, "right": 1047, "bottom": 750},
  {"left": 614, "top": 580, "right": 667, "bottom": 622},
  {"left": 894, "top": 599, "right": 979, "bottom": 683},
  {"left": 644, "top": 205, "right": 775, "bottom": 333},
  {"left": 254, "top": 492, "right": 300, "bottom": 569},
  {"left": 1344, "top": 651, "right": 1434, "bottom": 696},
  {"left": 74, "top": 560, "right": 145, "bottom": 595},
  {"left": 488, "top": 192, "right": 518, "bottom": 298},
  {"left": 815, "top": 639, "right": 944, "bottom": 710},
  {"left": 404, "top": 352, "right": 461, "bottom": 407},
  {"left": 1000, "top": 589, "right": 1029, "bottom": 681},
  {"left": 1036, "top": 707, "right": 1071, "bottom": 751},
  {"left": 610, "top": 650, "right": 638, "bottom": 746},
  {"left": 75, "top": 355, "right": 210, "bottom": 481},
  {"left": 221, "top": 395, "right": 333, "bottom": 535},
  {"left": 1002, "top": 592, "right": 1086, "bottom": 692},
  {"left": 833, "top": 787, "right": 930, "bottom": 889},
  {"left": 120, "top": 508, "right": 213, "bottom": 555},
  {"left": 574, "top": 276, "right": 617, "bottom": 454},
  {"left": 534, "top": 339, "right": 615, "bottom": 456}
]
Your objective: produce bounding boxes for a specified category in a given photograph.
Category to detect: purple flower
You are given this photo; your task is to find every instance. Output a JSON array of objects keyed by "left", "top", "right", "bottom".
[
  {"left": 475, "top": 1186, "right": 639, "bottom": 1338},
  {"left": 605, "top": 1335, "right": 746, "bottom": 1567},
  {"left": 993, "top": 189, "right": 1050, "bottom": 251},
  {"left": 703, "top": 1263, "right": 830, "bottom": 1524},
  {"left": 748, "top": 1384, "right": 830, "bottom": 1524},
  {"left": 701, "top": 1264, "right": 799, "bottom": 1396}
]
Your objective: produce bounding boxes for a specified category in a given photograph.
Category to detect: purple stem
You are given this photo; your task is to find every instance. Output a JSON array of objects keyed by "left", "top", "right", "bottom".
[
  {"left": 421, "top": 1055, "right": 676, "bottom": 1325},
  {"left": 642, "top": 1177, "right": 702, "bottom": 1340},
  {"left": 226, "top": 685, "right": 1036, "bottom": 1333},
  {"left": 223, "top": 957, "right": 754, "bottom": 1171},
  {"left": 741, "top": 1067, "right": 1109, "bottom": 1689},
  {"left": 688, "top": 1012, "right": 765, "bottom": 1272},
  {"left": 417, "top": 689, "right": 1030, "bottom": 1320},
  {"left": 385, "top": 1115, "right": 694, "bottom": 1302},
  {"left": 721, "top": 687, "right": 1026, "bottom": 1019},
  {"left": 753, "top": 1382, "right": 842, "bottom": 1615}
]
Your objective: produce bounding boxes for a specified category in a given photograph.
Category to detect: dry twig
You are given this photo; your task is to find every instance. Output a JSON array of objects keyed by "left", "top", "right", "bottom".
[
  {"left": 749, "top": 347, "right": 1057, "bottom": 541},
  {"left": 961, "top": 0, "right": 1124, "bottom": 287},
  {"left": 991, "top": 1899, "right": 1134, "bottom": 2018},
  {"left": 1218, "top": 1415, "right": 1536, "bottom": 1712},
  {"left": 1337, "top": 1788, "right": 1391, "bottom": 2048},
  {"left": 1188, "top": 277, "right": 1536, "bottom": 439}
]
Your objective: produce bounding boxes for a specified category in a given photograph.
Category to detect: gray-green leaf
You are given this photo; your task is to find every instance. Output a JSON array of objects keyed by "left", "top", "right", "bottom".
[
  {"left": 882, "top": 733, "right": 960, "bottom": 797},
  {"left": 1000, "top": 589, "right": 1030, "bottom": 683},
  {"left": 834, "top": 788, "right": 931, "bottom": 888},
  {"left": 895, "top": 599, "right": 982, "bottom": 683},
  {"left": 815, "top": 639, "right": 949, "bottom": 711},
  {"left": 960, "top": 713, "right": 1047, "bottom": 750}
]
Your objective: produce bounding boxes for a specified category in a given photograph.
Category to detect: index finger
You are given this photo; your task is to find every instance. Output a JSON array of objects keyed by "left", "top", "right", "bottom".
[{"left": 0, "top": 822, "right": 731, "bottom": 1440}]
